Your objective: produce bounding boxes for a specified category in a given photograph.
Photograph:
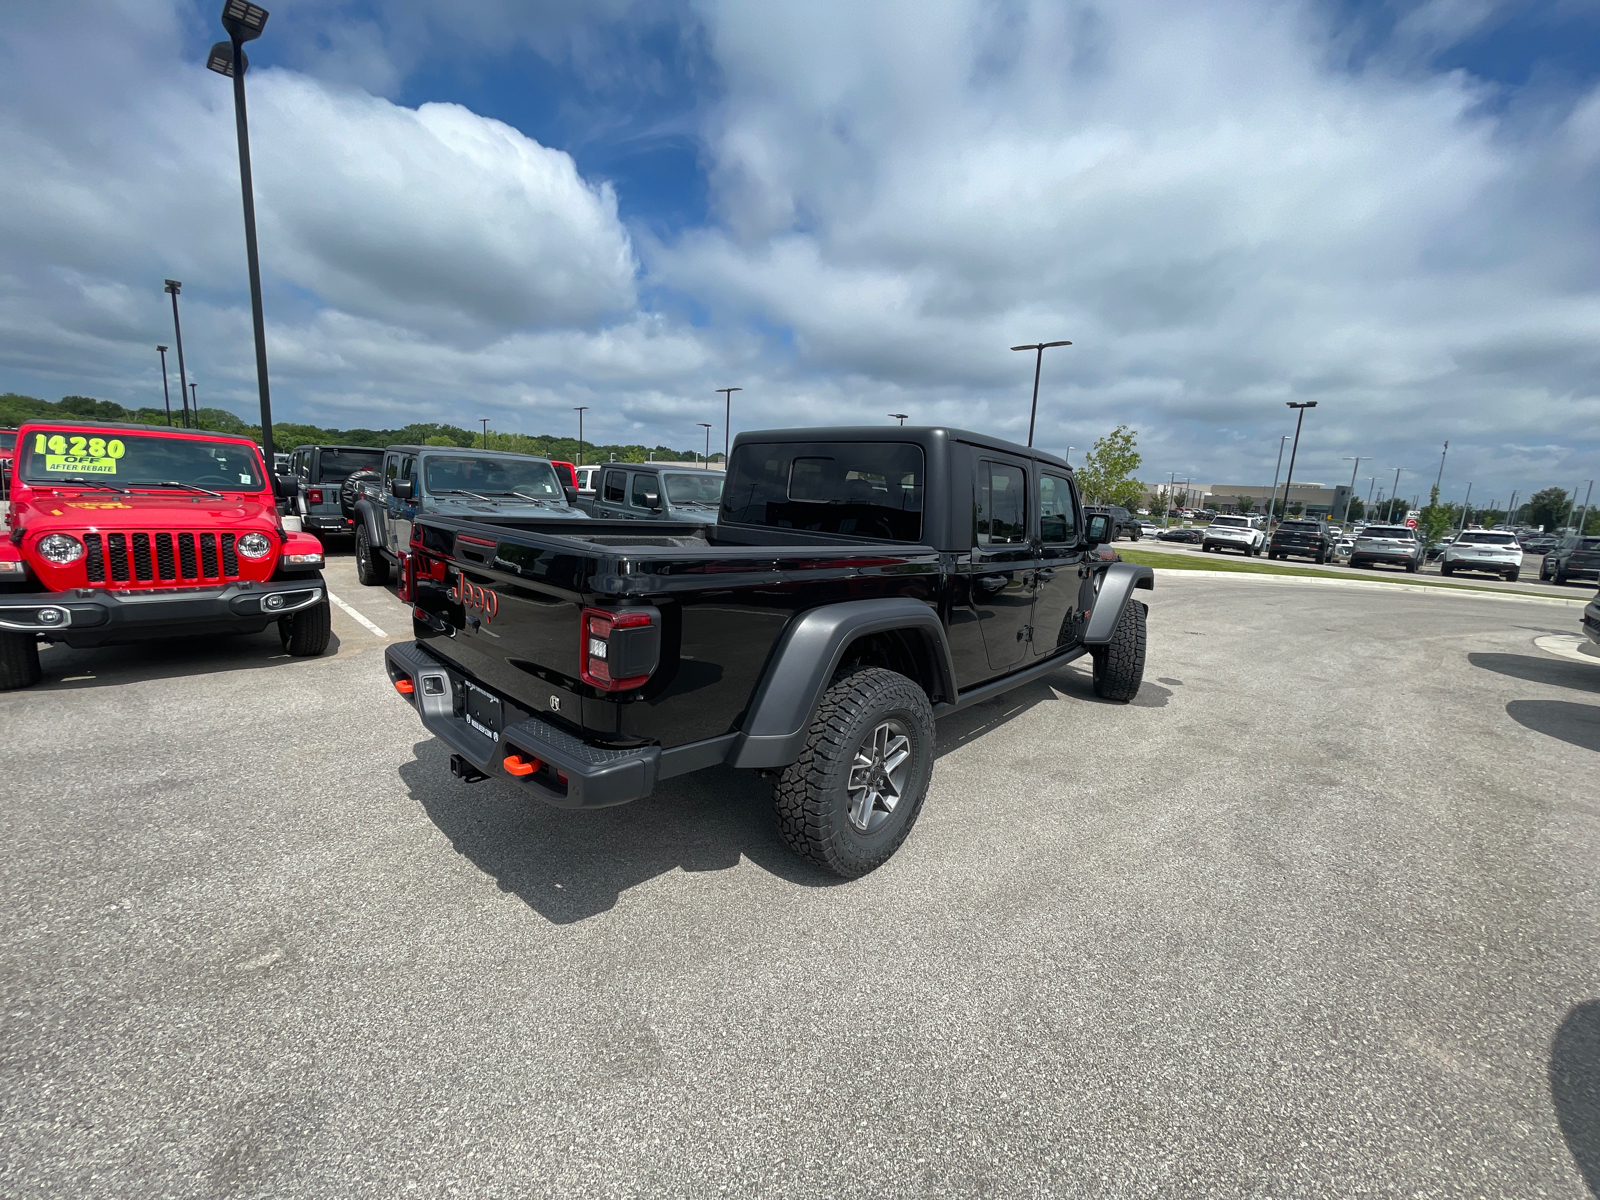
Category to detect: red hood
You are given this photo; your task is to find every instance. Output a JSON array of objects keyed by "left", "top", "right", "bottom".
[{"left": 13, "top": 489, "right": 280, "bottom": 531}]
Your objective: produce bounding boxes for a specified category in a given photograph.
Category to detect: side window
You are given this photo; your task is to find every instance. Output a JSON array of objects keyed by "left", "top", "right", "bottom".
[
  {"left": 975, "top": 460, "right": 1028, "bottom": 548},
  {"left": 1040, "top": 474, "right": 1077, "bottom": 544},
  {"left": 630, "top": 472, "right": 655, "bottom": 507},
  {"left": 293, "top": 451, "right": 308, "bottom": 479},
  {"left": 384, "top": 454, "right": 398, "bottom": 483},
  {"left": 603, "top": 469, "right": 626, "bottom": 503},
  {"left": 400, "top": 457, "right": 416, "bottom": 481}
]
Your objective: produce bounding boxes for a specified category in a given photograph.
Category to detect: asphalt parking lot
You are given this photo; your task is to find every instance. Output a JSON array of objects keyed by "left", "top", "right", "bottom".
[{"left": 4, "top": 561, "right": 1599, "bottom": 1198}]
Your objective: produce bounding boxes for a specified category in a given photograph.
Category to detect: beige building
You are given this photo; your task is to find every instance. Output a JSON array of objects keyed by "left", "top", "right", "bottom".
[{"left": 1206, "top": 483, "right": 1353, "bottom": 517}]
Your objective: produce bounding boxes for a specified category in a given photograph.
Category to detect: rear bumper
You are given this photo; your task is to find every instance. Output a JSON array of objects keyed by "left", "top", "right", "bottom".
[
  {"left": 303, "top": 512, "right": 355, "bottom": 533},
  {"left": 0, "top": 578, "right": 325, "bottom": 647},
  {"left": 1443, "top": 556, "right": 1520, "bottom": 571},
  {"left": 1350, "top": 551, "right": 1416, "bottom": 565},
  {"left": 385, "top": 641, "right": 660, "bottom": 809}
]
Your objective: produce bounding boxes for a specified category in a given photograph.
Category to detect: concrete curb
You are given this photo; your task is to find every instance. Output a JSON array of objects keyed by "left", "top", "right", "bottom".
[{"left": 1151, "top": 567, "right": 1590, "bottom": 608}]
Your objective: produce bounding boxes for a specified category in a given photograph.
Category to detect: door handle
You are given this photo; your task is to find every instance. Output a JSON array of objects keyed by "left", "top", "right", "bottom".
[
  {"left": 977, "top": 574, "right": 1008, "bottom": 590},
  {"left": 1035, "top": 568, "right": 1055, "bottom": 581}
]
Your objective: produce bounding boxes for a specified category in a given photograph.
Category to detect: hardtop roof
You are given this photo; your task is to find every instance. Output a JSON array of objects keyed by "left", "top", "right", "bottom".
[{"left": 727, "top": 425, "right": 1073, "bottom": 472}]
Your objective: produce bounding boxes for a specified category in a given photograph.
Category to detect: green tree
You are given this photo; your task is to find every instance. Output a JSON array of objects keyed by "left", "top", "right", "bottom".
[
  {"left": 1076, "top": 425, "right": 1143, "bottom": 507},
  {"left": 1417, "top": 486, "right": 1454, "bottom": 543},
  {"left": 1344, "top": 496, "right": 1365, "bottom": 522},
  {"left": 1234, "top": 494, "right": 1255, "bottom": 514},
  {"left": 1525, "top": 487, "right": 1569, "bottom": 533},
  {"left": 424, "top": 435, "right": 456, "bottom": 446},
  {"left": 1288, "top": 501, "right": 1304, "bottom": 517}
]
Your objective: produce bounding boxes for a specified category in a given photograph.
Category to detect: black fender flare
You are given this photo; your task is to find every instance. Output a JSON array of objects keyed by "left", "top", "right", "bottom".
[
  {"left": 1082, "top": 562, "right": 1154, "bottom": 645},
  {"left": 728, "top": 596, "right": 957, "bottom": 770},
  {"left": 353, "top": 496, "right": 385, "bottom": 547}
]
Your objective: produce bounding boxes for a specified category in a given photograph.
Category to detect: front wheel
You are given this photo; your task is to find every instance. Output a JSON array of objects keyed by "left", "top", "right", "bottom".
[
  {"left": 1092, "top": 598, "right": 1147, "bottom": 703},
  {"left": 0, "top": 631, "right": 42, "bottom": 691},
  {"left": 772, "top": 668, "right": 936, "bottom": 879},
  {"left": 280, "top": 599, "right": 332, "bottom": 657},
  {"left": 355, "top": 526, "right": 389, "bottom": 587},
  {"left": 1405, "top": 560, "right": 1419, "bottom": 573},
  {"left": 1440, "top": 563, "right": 1454, "bottom": 576}
]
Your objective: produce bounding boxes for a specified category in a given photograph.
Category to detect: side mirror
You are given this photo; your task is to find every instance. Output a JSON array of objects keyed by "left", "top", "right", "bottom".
[
  {"left": 272, "top": 474, "right": 297, "bottom": 499},
  {"left": 390, "top": 478, "right": 415, "bottom": 501},
  {"left": 563, "top": 485, "right": 578, "bottom": 505},
  {"left": 1085, "top": 512, "right": 1113, "bottom": 547},
  {"left": 644, "top": 491, "right": 662, "bottom": 511}
]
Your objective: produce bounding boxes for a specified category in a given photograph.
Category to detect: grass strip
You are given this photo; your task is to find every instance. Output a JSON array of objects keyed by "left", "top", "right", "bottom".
[{"left": 1118, "top": 549, "right": 1564, "bottom": 599}]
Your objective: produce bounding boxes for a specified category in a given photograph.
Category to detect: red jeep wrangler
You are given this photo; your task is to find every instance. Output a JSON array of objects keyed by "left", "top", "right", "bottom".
[{"left": 0, "top": 420, "right": 331, "bottom": 689}]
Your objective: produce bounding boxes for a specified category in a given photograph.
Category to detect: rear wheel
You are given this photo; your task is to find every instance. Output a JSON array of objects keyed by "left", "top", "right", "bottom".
[
  {"left": 1505, "top": 569, "right": 1519, "bottom": 582},
  {"left": 0, "top": 631, "right": 42, "bottom": 691},
  {"left": 1556, "top": 566, "right": 1570, "bottom": 586},
  {"left": 355, "top": 526, "right": 388, "bottom": 586},
  {"left": 1405, "top": 559, "right": 1419, "bottom": 573},
  {"left": 1092, "top": 599, "right": 1147, "bottom": 703},
  {"left": 772, "top": 668, "right": 936, "bottom": 879},
  {"left": 280, "top": 599, "right": 332, "bottom": 657},
  {"left": 1441, "top": 563, "right": 1454, "bottom": 576}
]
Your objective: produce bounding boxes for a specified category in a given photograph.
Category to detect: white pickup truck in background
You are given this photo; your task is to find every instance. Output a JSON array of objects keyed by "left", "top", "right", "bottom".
[{"left": 1202, "top": 514, "right": 1266, "bottom": 556}]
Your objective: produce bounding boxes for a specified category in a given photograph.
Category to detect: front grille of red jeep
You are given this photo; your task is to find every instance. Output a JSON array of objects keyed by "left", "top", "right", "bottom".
[{"left": 81, "top": 531, "right": 243, "bottom": 587}]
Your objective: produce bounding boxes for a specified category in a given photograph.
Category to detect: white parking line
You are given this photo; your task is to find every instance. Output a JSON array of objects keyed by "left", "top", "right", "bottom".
[{"left": 327, "top": 589, "right": 388, "bottom": 637}]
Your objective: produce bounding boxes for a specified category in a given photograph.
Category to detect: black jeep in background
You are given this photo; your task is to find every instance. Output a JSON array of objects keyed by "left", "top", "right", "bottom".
[
  {"left": 385, "top": 427, "right": 1154, "bottom": 879},
  {"left": 1268, "top": 518, "right": 1334, "bottom": 563},
  {"left": 1083, "top": 504, "right": 1141, "bottom": 541},
  {"left": 285, "top": 444, "right": 385, "bottom": 541}
]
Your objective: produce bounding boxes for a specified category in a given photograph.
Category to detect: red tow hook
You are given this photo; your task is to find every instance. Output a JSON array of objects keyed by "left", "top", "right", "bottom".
[{"left": 503, "top": 753, "right": 541, "bottom": 777}]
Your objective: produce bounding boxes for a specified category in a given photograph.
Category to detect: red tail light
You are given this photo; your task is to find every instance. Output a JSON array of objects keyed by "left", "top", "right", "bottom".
[
  {"left": 580, "top": 607, "right": 660, "bottom": 691},
  {"left": 307, "top": 488, "right": 323, "bottom": 504}
]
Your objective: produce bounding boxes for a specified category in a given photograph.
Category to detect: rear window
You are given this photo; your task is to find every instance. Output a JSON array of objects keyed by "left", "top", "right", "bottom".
[
  {"left": 1581, "top": 538, "right": 1600, "bottom": 552},
  {"left": 1363, "top": 527, "right": 1413, "bottom": 539},
  {"left": 315, "top": 447, "right": 383, "bottom": 483},
  {"left": 722, "top": 441, "right": 924, "bottom": 541},
  {"left": 0, "top": 431, "right": 15, "bottom": 450},
  {"left": 1279, "top": 521, "right": 1320, "bottom": 532},
  {"left": 1211, "top": 516, "right": 1249, "bottom": 528},
  {"left": 1456, "top": 532, "right": 1518, "bottom": 545}
]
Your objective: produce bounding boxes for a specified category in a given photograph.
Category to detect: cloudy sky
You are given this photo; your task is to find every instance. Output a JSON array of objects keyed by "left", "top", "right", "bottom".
[{"left": 2, "top": 0, "right": 1597, "bottom": 504}]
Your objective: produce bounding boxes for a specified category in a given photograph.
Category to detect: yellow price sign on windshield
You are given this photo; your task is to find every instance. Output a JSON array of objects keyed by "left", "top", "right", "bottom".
[{"left": 35, "top": 433, "right": 125, "bottom": 474}]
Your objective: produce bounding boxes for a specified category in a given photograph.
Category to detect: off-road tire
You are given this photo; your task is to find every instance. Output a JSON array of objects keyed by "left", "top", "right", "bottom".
[
  {"left": 355, "top": 526, "right": 388, "bottom": 586},
  {"left": 0, "top": 631, "right": 42, "bottom": 690},
  {"left": 1092, "top": 598, "right": 1147, "bottom": 703},
  {"left": 772, "top": 667, "right": 935, "bottom": 880},
  {"left": 280, "top": 599, "right": 332, "bottom": 657}
]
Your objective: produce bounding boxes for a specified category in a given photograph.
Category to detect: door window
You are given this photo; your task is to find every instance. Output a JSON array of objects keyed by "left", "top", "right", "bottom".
[
  {"left": 975, "top": 461, "right": 1028, "bottom": 547},
  {"left": 630, "top": 473, "right": 657, "bottom": 508},
  {"left": 603, "top": 469, "right": 626, "bottom": 503},
  {"left": 384, "top": 455, "right": 399, "bottom": 483},
  {"left": 1039, "top": 474, "right": 1078, "bottom": 544}
]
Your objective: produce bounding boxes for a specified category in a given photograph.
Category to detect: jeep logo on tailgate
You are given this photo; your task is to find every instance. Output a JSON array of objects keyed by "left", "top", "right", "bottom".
[{"left": 449, "top": 580, "right": 499, "bottom": 624}]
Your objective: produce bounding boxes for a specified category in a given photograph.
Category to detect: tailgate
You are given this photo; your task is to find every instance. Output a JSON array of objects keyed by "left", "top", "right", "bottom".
[{"left": 411, "top": 526, "right": 594, "bottom": 732}]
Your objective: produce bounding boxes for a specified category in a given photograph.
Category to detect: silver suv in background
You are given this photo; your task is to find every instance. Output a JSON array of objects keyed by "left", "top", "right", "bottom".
[
  {"left": 1349, "top": 525, "right": 1423, "bottom": 573},
  {"left": 587, "top": 463, "right": 725, "bottom": 521},
  {"left": 1440, "top": 530, "right": 1523, "bottom": 581}
]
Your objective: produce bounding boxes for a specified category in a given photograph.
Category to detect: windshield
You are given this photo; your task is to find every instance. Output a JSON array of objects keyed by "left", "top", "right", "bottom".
[
  {"left": 423, "top": 454, "right": 562, "bottom": 499},
  {"left": 18, "top": 427, "right": 263, "bottom": 490},
  {"left": 1363, "top": 527, "right": 1413, "bottom": 539},
  {"left": 723, "top": 441, "right": 925, "bottom": 541},
  {"left": 0, "top": 431, "right": 14, "bottom": 451},
  {"left": 1211, "top": 516, "right": 1249, "bottom": 528},
  {"left": 664, "top": 472, "right": 724, "bottom": 505},
  {"left": 1580, "top": 538, "right": 1600, "bottom": 552},
  {"left": 1456, "top": 532, "right": 1518, "bottom": 545},
  {"left": 315, "top": 447, "right": 383, "bottom": 483}
]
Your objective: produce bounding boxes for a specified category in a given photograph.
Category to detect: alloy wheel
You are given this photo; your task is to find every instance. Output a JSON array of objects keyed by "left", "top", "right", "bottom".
[{"left": 846, "top": 719, "right": 913, "bottom": 833}]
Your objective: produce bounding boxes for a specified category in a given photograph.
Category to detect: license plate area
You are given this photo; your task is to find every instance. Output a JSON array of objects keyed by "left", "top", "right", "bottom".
[{"left": 462, "top": 680, "right": 503, "bottom": 742}]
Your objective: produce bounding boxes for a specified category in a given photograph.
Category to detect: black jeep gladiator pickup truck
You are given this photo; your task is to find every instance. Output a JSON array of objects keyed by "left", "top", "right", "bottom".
[{"left": 386, "top": 427, "right": 1153, "bottom": 878}]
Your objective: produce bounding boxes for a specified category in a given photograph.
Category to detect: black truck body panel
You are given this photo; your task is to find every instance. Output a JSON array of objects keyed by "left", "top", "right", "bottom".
[{"left": 390, "top": 427, "right": 1152, "bottom": 807}]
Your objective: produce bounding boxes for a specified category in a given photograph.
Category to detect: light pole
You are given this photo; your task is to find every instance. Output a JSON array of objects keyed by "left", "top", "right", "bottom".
[
  {"left": 1341, "top": 456, "right": 1363, "bottom": 523},
  {"left": 1575, "top": 480, "right": 1595, "bottom": 536},
  {"left": 1433, "top": 441, "right": 1448, "bottom": 497},
  {"left": 1388, "top": 467, "right": 1405, "bottom": 522},
  {"left": 888, "top": 413, "right": 908, "bottom": 426},
  {"left": 206, "top": 1, "right": 276, "bottom": 463},
  {"left": 716, "top": 387, "right": 741, "bottom": 465},
  {"left": 1366, "top": 476, "right": 1377, "bottom": 514},
  {"left": 696, "top": 423, "right": 712, "bottom": 468},
  {"left": 189, "top": 382, "right": 199, "bottom": 422},
  {"left": 1266, "top": 435, "right": 1291, "bottom": 528},
  {"left": 1010, "top": 340, "right": 1072, "bottom": 448},
  {"left": 1458, "top": 482, "right": 1472, "bottom": 532},
  {"left": 1165, "top": 471, "right": 1178, "bottom": 529},
  {"left": 163, "top": 281, "right": 192, "bottom": 429},
  {"left": 1065, "top": 446, "right": 1076, "bottom": 466},
  {"left": 479, "top": 418, "right": 490, "bottom": 449},
  {"left": 573, "top": 407, "right": 588, "bottom": 467},
  {"left": 156, "top": 345, "right": 173, "bottom": 426},
  {"left": 1276, "top": 402, "right": 1317, "bottom": 525}
]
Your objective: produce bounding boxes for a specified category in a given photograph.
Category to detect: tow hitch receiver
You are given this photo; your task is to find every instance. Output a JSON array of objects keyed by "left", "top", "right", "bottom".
[{"left": 449, "top": 754, "right": 489, "bottom": 783}]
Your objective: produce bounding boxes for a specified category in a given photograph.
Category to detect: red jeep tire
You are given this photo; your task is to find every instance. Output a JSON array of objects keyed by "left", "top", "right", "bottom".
[
  {"left": 0, "top": 631, "right": 42, "bottom": 690},
  {"left": 280, "top": 599, "right": 332, "bottom": 657}
]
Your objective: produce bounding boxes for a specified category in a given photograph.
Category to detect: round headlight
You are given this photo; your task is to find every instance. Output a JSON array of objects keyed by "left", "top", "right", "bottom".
[
  {"left": 237, "top": 532, "right": 273, "bottom": 559},
  {"left": 36, "top": 533, "right": 84, "bottom": 564}
]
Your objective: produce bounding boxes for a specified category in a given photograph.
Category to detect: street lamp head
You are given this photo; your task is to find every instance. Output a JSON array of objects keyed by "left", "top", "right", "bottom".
[
  {"left": 157, "top": 344, "right": 168, "bottom": 352},
  {"left": 888, "top": 413, "right": 909, "bottom": 424},
  {"left": 221, "top": 0, "right": 269, "bottom": 42},
  {"left": 206, "top": 42, "right": 246, "bottom": 75},
  {"left": 164, "top": 279, "right": 181, "bottom": 294},
  {"left": 1010, "top": 341, "right": 1072, "bottom": 351},
  {"left": 1286, "top": 401, "right": 1318, "bottom": 410}
]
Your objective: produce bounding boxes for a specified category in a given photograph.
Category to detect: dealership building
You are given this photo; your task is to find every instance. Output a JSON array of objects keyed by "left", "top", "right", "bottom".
[{"left": 1206, "top": 483, "right": 1354, "bottom": 517}]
